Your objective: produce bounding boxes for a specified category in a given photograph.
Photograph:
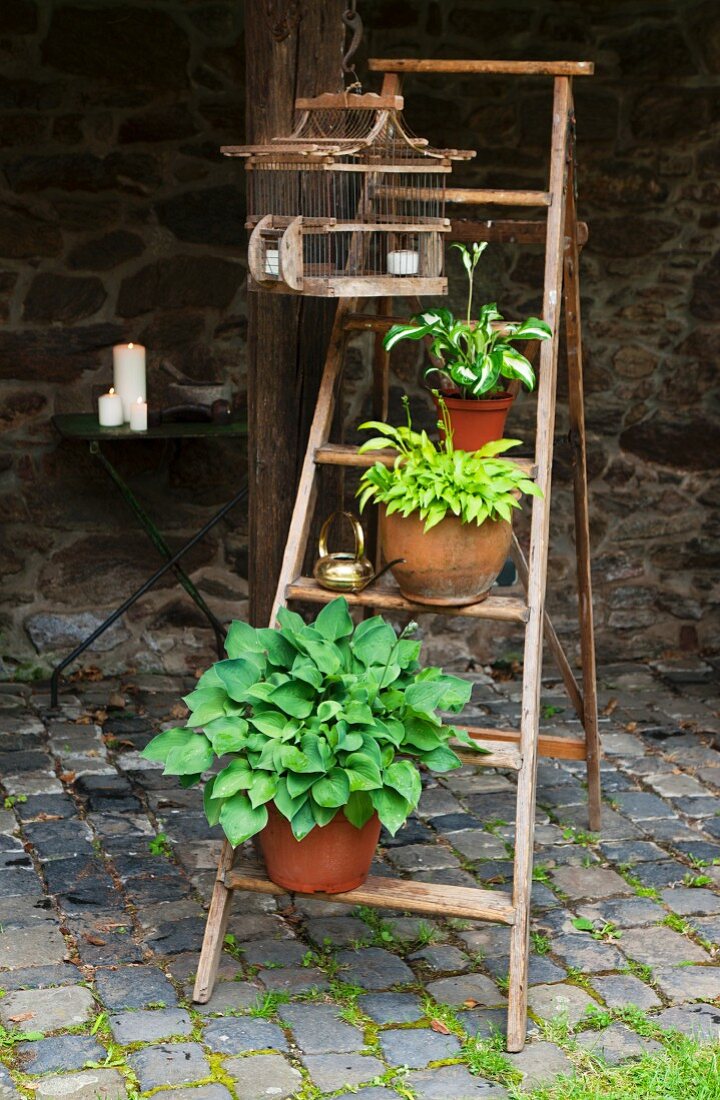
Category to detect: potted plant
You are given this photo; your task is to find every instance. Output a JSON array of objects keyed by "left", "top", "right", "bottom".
[
  {"left": 383, "top": 242, "right": 552, "bottom": 450},
  {"left": 357, "top": 398, "right": 542, "bottom": 605},
  {"left": 141, "top": 597, "right": 485, "bottom": 894}
]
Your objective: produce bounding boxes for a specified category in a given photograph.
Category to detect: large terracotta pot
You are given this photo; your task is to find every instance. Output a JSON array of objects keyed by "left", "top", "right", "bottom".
[
  {"left": 380, "top": 505, "right": 512, "bottom": 606},
  {"left": 436, "top": 393, "right": 515, "bottom": 451},
  {"left": 258, "top": 803, "right": 381, "bottom": 894}
]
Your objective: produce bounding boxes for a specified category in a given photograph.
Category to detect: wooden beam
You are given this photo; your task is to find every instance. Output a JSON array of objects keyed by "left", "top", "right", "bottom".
[
  {"left": 460, "top": 724, "right": 588, "bottom": 762},
  {"left": 224, "top": 864, "right": 516, "bottom": 924},
  {"left": 369, "top": 59, "right": 594, "bottom": 77},
  {"left": 450, "top": 218, "right": 589, "bottom": 247},
  {"left": 245, "top": 0, "right": 345, "bottom": 629},
  {"left": 286, "top": 575, "right": 529, "bottom": 622}
]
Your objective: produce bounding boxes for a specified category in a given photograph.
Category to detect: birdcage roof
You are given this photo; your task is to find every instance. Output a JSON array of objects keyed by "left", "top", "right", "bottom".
[{"left": 222, "top": 91, "right": 475, "bottom": 163}]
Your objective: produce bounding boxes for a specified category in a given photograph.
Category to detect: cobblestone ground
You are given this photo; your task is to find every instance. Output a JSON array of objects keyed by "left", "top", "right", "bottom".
[{"left": 0, "top": 654, "right": 718, "bottom": 1099}]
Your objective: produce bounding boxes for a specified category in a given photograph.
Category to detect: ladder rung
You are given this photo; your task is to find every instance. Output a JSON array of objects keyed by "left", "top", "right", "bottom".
[
  {"left": 314, "top": 443, "right": 535, "bottom": 477},
  {"left": 461, "top": 725, "right": 588, "bottom": 762},
  {"left": 224, "top": 862, "right": 515, "bottom": 924},
  {"left": 342, "top": 313, "right": 529, "bottom": 334},
  {"left": 286, "top": 576, "right": 529, "bottom": 623},
  {"left": 454, "top": 739, "right": 522, "bottom": 770},
  {"left": 379, "top": 185, "right": 551, "bottom": 206}
]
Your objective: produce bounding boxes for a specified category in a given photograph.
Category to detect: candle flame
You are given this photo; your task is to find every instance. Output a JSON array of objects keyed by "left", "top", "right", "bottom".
[
  {"left": 109, "top": 387, "right": 115, "bottom": 395},
  {"left": 128, "top": 342, "right": 134, "bottom": 348}
]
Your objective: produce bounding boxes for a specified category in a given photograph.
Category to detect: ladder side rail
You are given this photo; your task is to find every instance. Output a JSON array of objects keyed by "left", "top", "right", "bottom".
[
  {"left": 506, "top": 75, "right": 573, "bottom": 1053},
  {"left": 269, "top": 298, "right": 357, "bottom": 625},
  {"left": 193, "top": 839, "right": 237, "bottom": 1003},
  {"left": 563, "top": 105, "right": 602, "bottom": 832}
]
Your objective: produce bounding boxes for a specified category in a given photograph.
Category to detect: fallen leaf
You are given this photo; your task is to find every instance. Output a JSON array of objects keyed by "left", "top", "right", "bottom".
[
  {"left": 169, "top": 703, "right": 189, "bottom": 719},
  {"left": 601, "top": 698, "right": 618, "bottom": 716},
  {"left": 83, "top": 934, "right": 107, "bottom": 947},
  {"left": 59, "top": 772, "right": 76, "bottom": 784},
  {"left": 624, "top": 721, "right": 637, "bottom": 733},
  {"left": 430, "top": 1018, "right": 451, "bottom": 1034},
  {"left": 463, "top": 998, "right": 480, "bottom": 1008},
  {"left": 108, "top": 692, "right": 126, "bottom": 709},
  {"left": 9, "top": 1012, "right": 34, "bottom": 1023}
]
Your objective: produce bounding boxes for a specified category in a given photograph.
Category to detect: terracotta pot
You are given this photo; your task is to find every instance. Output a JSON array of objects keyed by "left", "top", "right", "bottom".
[
  {"left": 380, "top": 504, "right": 512, "bottom": 606},
  {"left": 258, "top": 803, "right": 381, "bottom": 894},
  {"left": 435, "top": 393, "right": 515, "bottom": 451}
]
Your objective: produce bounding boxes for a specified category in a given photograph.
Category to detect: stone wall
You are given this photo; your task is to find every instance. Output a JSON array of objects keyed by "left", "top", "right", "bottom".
[{"left": 1, "top": 0, "right": 719, "bottom": 679}]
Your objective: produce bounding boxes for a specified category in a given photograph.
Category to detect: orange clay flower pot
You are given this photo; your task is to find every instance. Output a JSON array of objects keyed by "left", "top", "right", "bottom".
[
  {"left": 380, "top": 505, "right": 512, "bottom": 606},
  {"left": 435, "top": 393, "right": 515, "bottom": 451},
  {"left": 258, "top": 803, "right": 381, "bottom": 894}
]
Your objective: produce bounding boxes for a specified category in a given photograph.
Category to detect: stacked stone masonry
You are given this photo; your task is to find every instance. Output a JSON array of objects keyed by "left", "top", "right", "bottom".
[{"left": 0, "top": 1, "right": 719, "bottom": 676}]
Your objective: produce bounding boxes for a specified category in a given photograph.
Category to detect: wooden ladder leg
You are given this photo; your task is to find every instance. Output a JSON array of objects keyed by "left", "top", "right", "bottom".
[
  {"left": 563, "top": 132, "right": 602, "bottom": 833},
  {"left": 368, "top": 297, "right": 392, "bottom": 573},
  {"left": 507, "top": 77, "right": 572, "bottom": 1053},
  {"left": 270, "top": 297, "right": 357, "bottom": 623},
  {"left": 193, "top": 840, "right": 236, "bottom": 1003}
]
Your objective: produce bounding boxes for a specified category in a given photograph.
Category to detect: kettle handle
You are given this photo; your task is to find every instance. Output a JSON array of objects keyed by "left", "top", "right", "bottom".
[{"left": 318, "top": 510, "right": 366, "bottom": 562}]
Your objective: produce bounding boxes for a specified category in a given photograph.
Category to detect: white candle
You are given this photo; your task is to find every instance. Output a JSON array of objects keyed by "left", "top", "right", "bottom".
[
  {"left": 129, "top": 396, "right": 148, "bottom": 432},
  {"left": 387, "top": 250, "right": 420, "bottom": 276},
  {"left": 98, "top": 387, "right": 124, "bottom": 427},
  {"left": 113, "top": 342, "right": 146, "bottom": 421}
]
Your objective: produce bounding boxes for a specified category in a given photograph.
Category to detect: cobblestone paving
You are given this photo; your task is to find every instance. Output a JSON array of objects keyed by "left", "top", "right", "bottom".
[{"left": 0, "top": 654, "right": 718, "bottom": 1098}]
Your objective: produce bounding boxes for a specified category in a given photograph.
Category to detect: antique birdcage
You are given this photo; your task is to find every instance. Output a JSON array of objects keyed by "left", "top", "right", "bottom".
[{"left": 222, "top": 90, "right": 475, "bottom": 297}]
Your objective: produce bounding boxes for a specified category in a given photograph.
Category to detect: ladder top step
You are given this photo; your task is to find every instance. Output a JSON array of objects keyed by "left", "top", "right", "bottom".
[
  {"left": 224, "top": 862, "right": 516, "bottom": 924},
  {"left": 315, "top": 443, "right": 536, "bottom": 478},
  {"left": 369, "top": 58, "right": 594, "bottom": 77},
  {"left": 286, "top": 575, "right": 529, "bottom": 623}
]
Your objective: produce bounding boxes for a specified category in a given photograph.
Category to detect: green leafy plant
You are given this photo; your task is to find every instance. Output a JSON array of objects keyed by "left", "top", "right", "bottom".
[
  {"left": 148, "top": 832, "right": 172, "bottom": 858},
  {"left": 141, "top": 597, "right": 484, "bottom": 846},
  {"left": 383, "top": 242, "right": 551, "bottom": 399},
  {"left": 572, "top": 916, "right": 622, "bottom": 943},
  {"left": 357, "top": 397, "right": 541, "bottom": 533}
]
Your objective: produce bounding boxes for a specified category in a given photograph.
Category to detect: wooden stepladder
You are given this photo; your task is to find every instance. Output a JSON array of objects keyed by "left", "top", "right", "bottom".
[{"left": 194, "top": 60, "right": 599, "bottom": 1053}]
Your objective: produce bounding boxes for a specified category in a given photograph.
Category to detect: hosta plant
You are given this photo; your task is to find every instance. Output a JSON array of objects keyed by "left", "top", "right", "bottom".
[
  {"left": 383, "top": 242, "right": 552, "bottom": 398},
  {"left": 357, "top": 397, "right": 542, "bottom": 532},
  {"left": 141, "top": 597, "right": 484, "bottom": 846}
]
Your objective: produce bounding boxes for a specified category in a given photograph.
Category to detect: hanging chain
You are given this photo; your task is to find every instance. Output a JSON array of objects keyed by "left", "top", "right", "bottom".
[{"left": 341, "top": 0, "right": 363, "bottom": 93}]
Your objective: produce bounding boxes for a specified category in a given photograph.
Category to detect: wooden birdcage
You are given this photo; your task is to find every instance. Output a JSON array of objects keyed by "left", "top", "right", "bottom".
[{"left": 222, "top": 91, "right": 475, "bottom": 297}]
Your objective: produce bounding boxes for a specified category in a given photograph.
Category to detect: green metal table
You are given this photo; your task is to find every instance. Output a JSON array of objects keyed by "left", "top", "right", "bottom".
[{"left": 51, "top": 414, "right": 248, "bottom": 706}]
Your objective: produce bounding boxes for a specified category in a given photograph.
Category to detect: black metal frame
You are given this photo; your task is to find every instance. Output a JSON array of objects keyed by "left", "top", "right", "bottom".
[{"left": 49, "top": 441, "right": 248, "bottom": 707}]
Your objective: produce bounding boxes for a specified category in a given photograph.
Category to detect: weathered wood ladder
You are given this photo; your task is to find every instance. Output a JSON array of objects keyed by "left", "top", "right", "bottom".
[{"left": 194, "top": 59, "right": 599, "bottom": 1052}]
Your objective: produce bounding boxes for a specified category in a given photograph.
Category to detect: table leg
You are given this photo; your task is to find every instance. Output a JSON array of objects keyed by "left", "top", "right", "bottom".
[
  {"left": 49, "top": 481, "right": 248, "bottom": 707},
  {"left": 90, "top": 442, "right": 227, "bottom": 655}
]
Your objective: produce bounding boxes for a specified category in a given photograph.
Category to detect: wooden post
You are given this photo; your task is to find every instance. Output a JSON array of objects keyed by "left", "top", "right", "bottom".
[
  {"left": 246, "top": 0, "right": 346, "bottom": 629},
  {"left": 193, "top": 3, "right": 345, "bottom": 1004}
]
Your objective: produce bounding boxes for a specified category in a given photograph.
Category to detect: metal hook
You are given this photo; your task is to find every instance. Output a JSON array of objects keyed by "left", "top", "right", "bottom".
[{"left": 341, "top": 1, "right": 363, "bottom": 89}]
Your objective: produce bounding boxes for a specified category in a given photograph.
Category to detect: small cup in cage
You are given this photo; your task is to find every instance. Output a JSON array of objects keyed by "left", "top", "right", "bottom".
[{"left": 387, "top": 249, "right": 420, "bottom": 276}]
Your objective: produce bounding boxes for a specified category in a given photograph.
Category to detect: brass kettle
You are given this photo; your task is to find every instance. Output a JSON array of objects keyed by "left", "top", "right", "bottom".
[{"left": 313, "top": 511, "right": 375, "bottom": 593}]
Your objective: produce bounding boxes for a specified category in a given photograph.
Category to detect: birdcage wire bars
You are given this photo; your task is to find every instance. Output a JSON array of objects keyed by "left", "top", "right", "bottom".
[{"left": 223, "top": 91, "right": 475, "bottom": 297}]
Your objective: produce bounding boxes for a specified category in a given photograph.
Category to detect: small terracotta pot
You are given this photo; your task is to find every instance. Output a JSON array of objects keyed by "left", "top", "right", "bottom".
[
  {"left": 380, "top": 505, "right": 512, "bottom": 606},
  {"left": 258, "top": 803, "right": 381, "bottom": 894},
  {"left": 436, "top": 393, "right": 515, "bottom": 451}
]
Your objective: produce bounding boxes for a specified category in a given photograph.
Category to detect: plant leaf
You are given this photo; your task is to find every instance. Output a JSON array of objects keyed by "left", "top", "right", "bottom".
[
  {"left": 314, "top": 597, "right": 354, "bottom": 642},
  {"left": 219, "top": 793, "right": 268, "bottom": 847}
]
